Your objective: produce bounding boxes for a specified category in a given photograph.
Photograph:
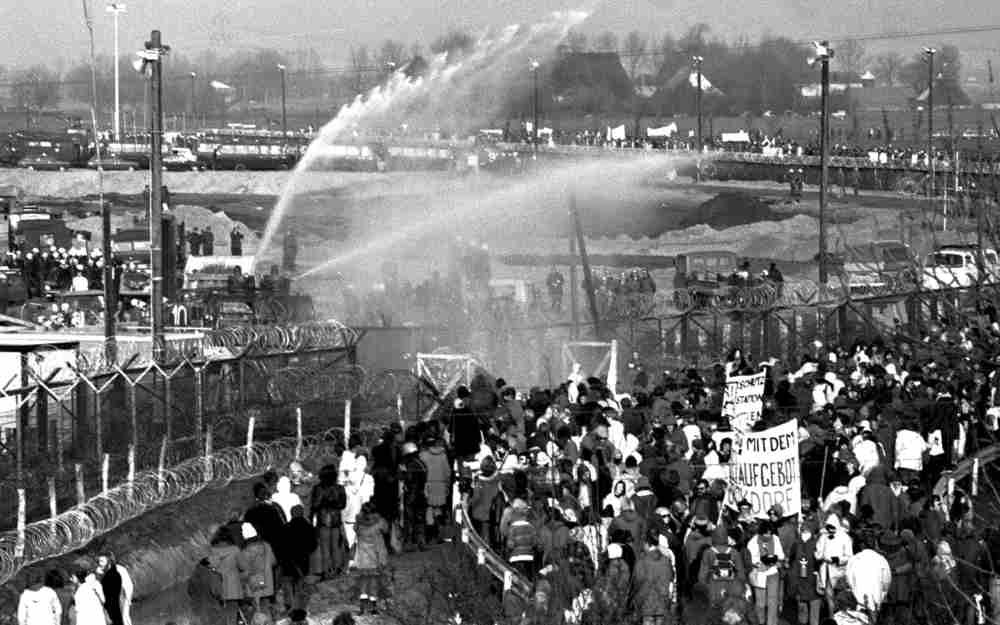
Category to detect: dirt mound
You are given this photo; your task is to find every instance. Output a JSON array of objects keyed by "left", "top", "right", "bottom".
[{"left": 677, "top": 192, "right": 780, "bottom": 230}]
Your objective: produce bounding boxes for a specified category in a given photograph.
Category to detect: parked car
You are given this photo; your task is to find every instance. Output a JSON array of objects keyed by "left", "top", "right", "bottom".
[
  {"left": 922, "top": 245, "right": 1000, "bottom": 290},
  {"left": 840, "top": 240, "right": 916, "bottom": 296}
]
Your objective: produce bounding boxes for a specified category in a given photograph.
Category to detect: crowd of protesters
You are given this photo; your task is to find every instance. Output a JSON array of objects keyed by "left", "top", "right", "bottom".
[
  {"left": 16, "top": 553, "right": 133, "bottom": 625},
  {"left": 442, "top": 323, "right": 1000, "bottom": 625}
]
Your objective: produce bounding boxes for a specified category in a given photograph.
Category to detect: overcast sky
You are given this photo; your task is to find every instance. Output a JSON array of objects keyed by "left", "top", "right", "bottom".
[{"left": 1, "top": 0, "right": 998, "bottom": 73}]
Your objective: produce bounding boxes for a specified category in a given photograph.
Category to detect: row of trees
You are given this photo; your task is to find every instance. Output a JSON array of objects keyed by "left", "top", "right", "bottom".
[{"left": 0, "top": 25, "right": 974, "bottom": 126}]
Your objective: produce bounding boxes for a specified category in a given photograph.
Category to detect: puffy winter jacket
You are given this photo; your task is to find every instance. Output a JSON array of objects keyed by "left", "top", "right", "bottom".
[
  {"left": 633, "top": 548, "right": 675, "bottom": 617},
  {"left": 17, "top": 587, "right": 60, "bottom": 625}
]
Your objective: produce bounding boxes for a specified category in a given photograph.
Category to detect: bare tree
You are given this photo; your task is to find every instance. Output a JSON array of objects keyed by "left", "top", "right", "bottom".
[
  {"left": 11, "top": 65, "right": 61, "bottom": 111},
  {"left": 623, "top": 31, "right": 647, "bottom": 79},
  {"left": 595, "top": 31, "right": 619, "bottom": 52},
  {"left": 873, "top": 51, "right": 904, "bottom": 86},
  {"left": 836, "top": 39, "right": 867, "bottom": 76}
]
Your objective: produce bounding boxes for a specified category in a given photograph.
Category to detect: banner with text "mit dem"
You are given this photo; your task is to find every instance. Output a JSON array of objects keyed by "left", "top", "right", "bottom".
[{"left": 725, "top": 419, "right": 801, "bottom": 519}]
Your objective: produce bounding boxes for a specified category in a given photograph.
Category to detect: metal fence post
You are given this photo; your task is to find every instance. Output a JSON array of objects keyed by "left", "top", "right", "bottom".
[
  {"left": 75, "top": 463, "right": 85, "bottom": 507},
  {"left": 194, "top": 366, "right": 204, "bottom": 445},
  {"left": 129, "top": 383, "right": 138, "bottom": 458}
]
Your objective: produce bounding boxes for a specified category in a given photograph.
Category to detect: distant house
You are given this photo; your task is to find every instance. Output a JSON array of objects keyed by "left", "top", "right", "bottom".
[
  {"left": 798, "top": 71, "right": 863, "bottom": 98},
  {"left": 850, "top": 86, "right": 914, "bottom": 111},
  {"left": 549, "top": 52, "right": 634, "bottom": 108}
]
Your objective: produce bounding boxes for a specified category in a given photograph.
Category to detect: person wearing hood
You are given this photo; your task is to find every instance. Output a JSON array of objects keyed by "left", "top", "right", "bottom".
[
  {"left": 352, "top": 502, "right": 389, "bottom": 615},
  {"left": 505, "top": 503, "right": 539, "bottom": 581},
  {"left": 341, "top": 453, "right": 374, "bottom": 552},
  {"left": 747, "top": 520, "right": 785, "bottom": 625},
  {"left": 879, "top": 530, "right": 915, "bottom": 625},
  {"left": 699, "top": 526, "right": 746, "bottom": 606},
  {"left": 17, "top": 571, "right": 61, "bottom": 625},
  {"left": 602, "top": 480, "right": 629, "bottom": 518},
  {"left": 70, "top": 568, "right": 106, "bottom": 625},
  {"left": 449, "top": 388, "right": 483, "bottom": 460},
  {"left": 596, "top": 543, "right": 632, "bottom": 621},
  {"left": 633, "top": 528, "right": 676, "bottom": 625},
  {"left": 468, "top": 456, "right": 500, "bottom": 539},
  {"left": 204, "top": 528, "right": 244, "bottom": 623},
  {"left": 95, "top": 552, "right": 131, "bottom": 625},
  {"left": 857, "top": 466, "right": 897, "bottom": 530},
  {"left": 245, "top": 482, "right": 288, "bottom": 556},
  {"left": 419, "top": 437, "right": 452, "bottom": 542},
  {"left": 815, "top": 513, "right": 853, "bottom": 616},
  {"left": 370, "top": 427, "right": 402, "bottom": 530},
  {"left": 309, "top": 464, "right": 347, "bottom": 579},
  {"left": 237, "top": 522, "right": 276, "bottom": 616},
  {"left": 845, "top": 535, "right": 891, "bottom": 615},
  {"left": 272, "top": 476, "right": 303, "bottom": 525},
  {"left": 400, "top": 441, "right": 428, "bottom": 551},
  {"left": 610, "top": 499, "right": 646, "bottom": 557}
]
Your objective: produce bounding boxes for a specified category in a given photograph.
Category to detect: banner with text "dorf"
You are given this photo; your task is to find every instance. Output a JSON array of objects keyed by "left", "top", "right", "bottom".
[
  {"left": 722, "top": 371, "right": 766, "bottom": 432},
  {"left": 725, "top": 419, "right": 801, "bottom": 519}
]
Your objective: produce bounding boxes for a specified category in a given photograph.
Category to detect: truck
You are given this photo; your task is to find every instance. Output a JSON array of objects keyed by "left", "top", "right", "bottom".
[
  {"left": 921, "top": 245, "right": 1000, "bottom": 291},
  {"left": 672, "top": 250, "right": 779, "bottom": 310},
  {"left": 840, "top": 240, "right": 916, "bottom": 296}
]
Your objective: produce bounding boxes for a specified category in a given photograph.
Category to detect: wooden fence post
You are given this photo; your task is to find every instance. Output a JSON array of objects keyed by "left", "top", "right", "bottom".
[
  {"left": 127, "top": 444, "right": 136, "bottom": 499},
  {"left": 48, "top": 477, "right": 57, "bottom": 525},
  {"left": 295, "top": 406, "right": 303, "bottom": 461},
  {"left": 343, "top": 399, "right": 352, "bottom": 447},
  {"left": 204, "top": 425, "right": 213, "bottom": 482},
  {"left": 194, "top": 367, "right": 205, "bottom": 447},
  {"left": 397, "top": 393, "right": 404, "bottom": 430},
  {"left": 157, "top": 436, "right": 168, "bottom": 496},
  {"left": 972, "top": 457, "right": 980, "bottom": 497},
  {"left": 101, "top": 453, "right": 110, "bottom": 495},
  {"left": 129, "top": 383, "right": 138, "bottom": 456},
  {"left": 55, "top": 413, "right": 64, "bottom": 474},
  {"left": 75, "top": 463, "right": 85, "bottom": 507},
  {"left": 15, "top": 488, "right": 26, "bottom": 558},
  {"left": 246, "top": 415, "right": 255, "bottom": 467}
]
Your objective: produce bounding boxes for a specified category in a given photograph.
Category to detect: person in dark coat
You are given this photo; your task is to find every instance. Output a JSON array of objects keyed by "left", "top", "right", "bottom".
[
  {"left": 277, "top": 505, "right": 316, "bottom": 612},
  {"left": 857, "top": 466, "right": 897, "bottom": 530},
  {"left": 230, "top": 228, "right": 244, "bottom": 256},
  {"left": 97, "top": 555, "right": 124, "bottom": 625},
  {"left": 310, "top": 464, "right": 347, "bottom": 579},
  {"left": 448, "top": 388, "right": 482, "bottom": 460},
  {"left": 788, "top": 520, "right": 823, "bottom": 625},
  {"left": 633, "top": 529, "right": 676, "bottom": 624},
  {"left": 880, "top": 530, "right": 915, "bottom": 625},
  {"left": 201, "top": 227, "right": 215, "bottom": 256},
  {"left": 370, "top": 427, "right": 401, "bottom": 529},
  {"left": 400, "top": 441, "right": 428, "bottom": 550},
  {"left": 244, "top": 482, "right": 287, "bottom": 558}
]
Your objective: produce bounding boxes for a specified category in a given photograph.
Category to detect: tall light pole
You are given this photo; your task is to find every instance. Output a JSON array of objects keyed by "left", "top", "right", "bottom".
[
  {"left": 188, "top": 72, "right": 197, "bottom": 121},
  {"left": 106, "top": 3, "right": 126, "bottom": 139},
  {"left": 692, "top": 55, "right": 704, "bottom": 153},
  {"left": 136, "top": 31, "right": 169, "bottom": 362},
  {"left": 277, "top": 64, "right": 287, "bottom": 136},
  {"left": 530, "top": 60, "right": 540, "bottom": 147},
  {"left": 924, "top": 47, "right": 937, "bottom": 201},
  {"left": 810, "top": 41, "right": 834, "bottom": 287}
]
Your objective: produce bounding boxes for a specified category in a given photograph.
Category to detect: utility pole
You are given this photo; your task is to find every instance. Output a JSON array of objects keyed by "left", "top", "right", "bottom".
[
  {"left": 102, "top": 197, "right": 116, "bottom": 363},
  {"left": 277, "top": 64, "right": 287, "bottom": 137},
  {"left": 142, "top": 30, "right": 169, "bottom": 362},
  {"left": 693, "top": 55, "right": 704, "bottom": 153},
  {"left": 811, "top": 41, "right": 834, "bottom": 287},
  {"left": 569, "top": 192, "right": 601, "bottom": 338},
  {"left": 107, "top": 3, "right": 126, "bottom": 139},
  {"left": 925, "top": 47, "right": 936, "bottom": 202},
  {"left": 189, "top": 72, "right": 197, "bottom": 120},
  {"left": 530, "top": 60, "right": 541, "bottom": 148}
]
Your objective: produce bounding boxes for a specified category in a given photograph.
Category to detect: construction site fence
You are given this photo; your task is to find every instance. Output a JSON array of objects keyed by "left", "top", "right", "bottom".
[
  {"left": 0, "top": 419, "right": 391, "bottom": 588},
  {"left": 0, "top": 321, "right": 371, "bottom": 533}
]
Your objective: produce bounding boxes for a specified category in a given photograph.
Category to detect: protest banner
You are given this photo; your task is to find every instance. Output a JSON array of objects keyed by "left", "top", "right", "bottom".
[
  {"left": 722, "top": 371, "right": 766, "bottom": 432},
  {"left": 725, "top": 419, "right": 801, "bottom": 518}
]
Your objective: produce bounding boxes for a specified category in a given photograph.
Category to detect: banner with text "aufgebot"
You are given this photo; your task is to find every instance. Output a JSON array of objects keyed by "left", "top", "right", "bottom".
[{"left": 725, "top": 419, "right": 801, "bottom": 519}]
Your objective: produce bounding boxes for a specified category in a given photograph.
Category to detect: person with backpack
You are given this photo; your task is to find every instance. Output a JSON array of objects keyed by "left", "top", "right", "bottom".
[
  {"left": 747, "top": 520, "right": 786, "bottom": 625},
  {"left": 309, "top": 464, "right": 347, "bottom": 580},
  {"left": 699, "top": 527, "right": 746, "bottom": 605},
  {"left": 278, "top": 505, "right": 317, "bottom": 613},
  {"left": 633, "top": 528, "right": 676, "bottom": 625},
  {"left": 205, "top": 528, "right": 244, "bottom": 625},
  {"left": 400, "top": 441, "right": 428, "bottom": 551},
  {"left": 238, "top": 522, "right": 277, "bottom": 617}
]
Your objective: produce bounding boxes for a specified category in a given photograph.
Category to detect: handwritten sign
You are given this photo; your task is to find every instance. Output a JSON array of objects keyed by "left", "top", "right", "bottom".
[
  {"left": 722, "top": 372, "right": 766, "bottom": 432},
  {"left": 725, "top": 420, "right": 801, "bottom": 518}
]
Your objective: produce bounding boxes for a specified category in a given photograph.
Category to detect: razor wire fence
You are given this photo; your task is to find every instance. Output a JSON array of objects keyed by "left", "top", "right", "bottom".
[{"left": 0, "top": 418, "right": 391, "bottom": 588}]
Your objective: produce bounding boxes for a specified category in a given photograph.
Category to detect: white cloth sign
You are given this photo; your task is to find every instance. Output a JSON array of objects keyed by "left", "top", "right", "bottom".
[
  {"left": 725, "top": 420, "right": 802, "bottom": 518},
  {"left": 722, "top": 372, "right": 766, "bottom": 432}
]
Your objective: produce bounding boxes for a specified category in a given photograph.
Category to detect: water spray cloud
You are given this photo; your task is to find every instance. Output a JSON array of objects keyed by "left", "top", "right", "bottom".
[{"left": 256, "top": 10, "right": 588, "bottom": 262}]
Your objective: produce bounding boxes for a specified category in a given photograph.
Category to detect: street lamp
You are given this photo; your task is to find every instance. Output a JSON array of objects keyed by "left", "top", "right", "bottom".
[
  {"left": 106, "top": 2, "right": 126, "bottom": 139},
  {"left": 808, "top": 41, "right": 834, "bottom": 287},
  {"left": 277, "top": 64, "right": 287, "bottom": 137},
  {"left": 530, "top": 60, "right": 541, "bottom": 147},
  {"left": 188, "top": 72, "right": 197, "bottom": 121},
  {"left": 924, "top": 47, "right": 937, "bottom": 200},
  {"left": 691, "top": 55, "right": 704, "bottom": 153}
]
